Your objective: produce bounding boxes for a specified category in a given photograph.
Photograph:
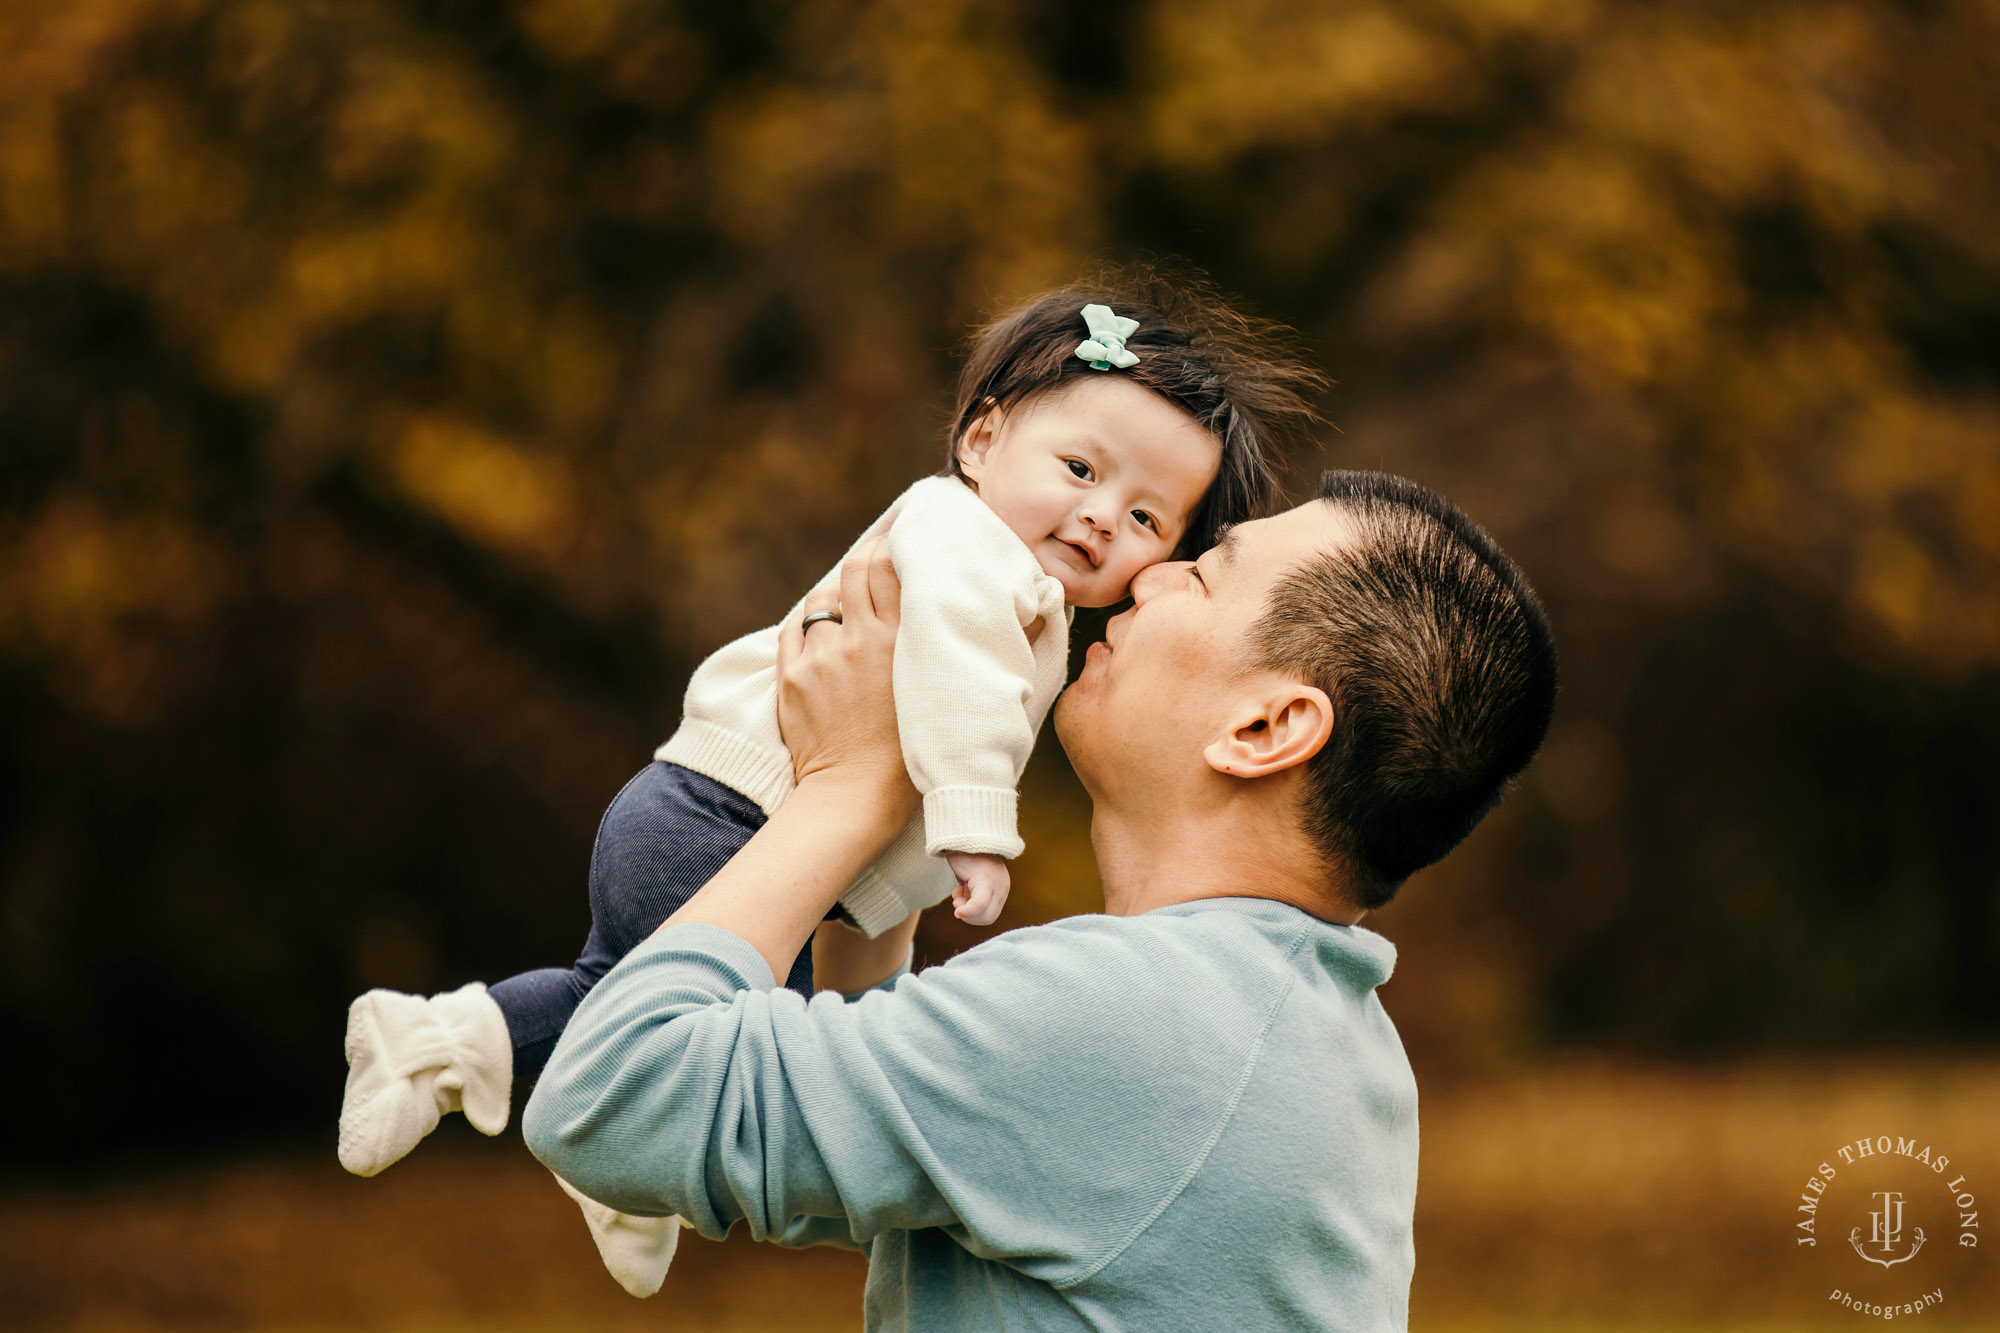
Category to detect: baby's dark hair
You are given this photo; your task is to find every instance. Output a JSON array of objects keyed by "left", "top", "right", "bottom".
[{"left": 945, "top": 266, "right": 1326, "bottom": 557}]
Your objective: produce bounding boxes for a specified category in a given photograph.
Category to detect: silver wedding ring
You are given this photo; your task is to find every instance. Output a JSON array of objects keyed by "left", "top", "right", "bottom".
[{"left": 801, "top": 610, "right": 843, "bottom": 633}]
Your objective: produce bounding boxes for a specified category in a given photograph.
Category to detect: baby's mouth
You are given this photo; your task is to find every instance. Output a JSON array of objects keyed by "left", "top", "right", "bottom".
[{"left": 1060, "top": 540, "right": 1097, "bottom": 569}]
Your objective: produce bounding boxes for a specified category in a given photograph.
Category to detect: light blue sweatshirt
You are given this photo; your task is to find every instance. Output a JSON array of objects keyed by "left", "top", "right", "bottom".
[{"left": 523, "top": 897, "right": 1419, "bottom": 1331}]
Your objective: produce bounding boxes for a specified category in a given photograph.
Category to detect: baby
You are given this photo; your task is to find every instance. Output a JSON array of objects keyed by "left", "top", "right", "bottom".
[{"left": 336, "top": 276, "right": 1320, "bottom": 1298}]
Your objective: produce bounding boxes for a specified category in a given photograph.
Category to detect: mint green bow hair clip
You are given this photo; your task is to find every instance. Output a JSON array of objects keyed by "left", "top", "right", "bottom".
[{"left": 1075, "top": 303, "right": 1141, "bottom": 370}]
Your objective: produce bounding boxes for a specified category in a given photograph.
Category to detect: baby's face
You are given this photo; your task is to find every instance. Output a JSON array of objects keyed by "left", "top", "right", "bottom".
[{"left": 956, "top": 376, "right": 1220, "bottom": 608}]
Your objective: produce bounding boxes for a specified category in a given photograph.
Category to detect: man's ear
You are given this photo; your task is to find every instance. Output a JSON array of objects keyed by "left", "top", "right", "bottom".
[
  {"left": 955, "top": 399, "right": 1004, "bottom": 483},
  {"left": 1203, "top": 679, "right": 1335, "bottom": 780}
]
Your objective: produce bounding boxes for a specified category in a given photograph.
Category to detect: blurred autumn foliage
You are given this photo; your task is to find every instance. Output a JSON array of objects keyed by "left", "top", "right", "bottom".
[{"left": 3, "top": 0, "right": 1998, "bottom": 1174}]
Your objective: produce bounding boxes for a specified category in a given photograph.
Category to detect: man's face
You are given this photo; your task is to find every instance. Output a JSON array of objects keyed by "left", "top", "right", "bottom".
[{"left": 1054, "top": 499, "right": 1356, "bottom": 800}]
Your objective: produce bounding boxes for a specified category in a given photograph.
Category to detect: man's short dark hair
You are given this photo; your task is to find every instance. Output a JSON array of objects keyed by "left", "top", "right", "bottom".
[
  {"left": 946, "top": 266, "right": 1324, "bottom": 557},
  {"left": 1249, "top": 471, "right": 1559, "bottom": 910}
]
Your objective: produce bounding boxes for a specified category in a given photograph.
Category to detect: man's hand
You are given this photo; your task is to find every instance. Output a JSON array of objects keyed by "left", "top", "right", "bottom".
[
  {"left": 944, "top": 851, "right": 1010, "bottom": 926},
  {"left": 776, "top": 536, "right": 920, "bottom": 833},
  {"left": 658, "top": 536, "right": 915, "bottom": 984}
]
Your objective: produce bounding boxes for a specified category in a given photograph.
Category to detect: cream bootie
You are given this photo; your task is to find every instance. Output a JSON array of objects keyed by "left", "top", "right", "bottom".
[
  {"left": 338, "top": 981, "right": 512, "bottom": 1177},
  {"left": 554, "top": 1172, "right": 682, "bottom": 1298}
]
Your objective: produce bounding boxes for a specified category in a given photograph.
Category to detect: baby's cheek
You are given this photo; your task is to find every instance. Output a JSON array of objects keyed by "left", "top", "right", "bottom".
[{"left": 1115, "top": 555, "right": 1162, "bottom": 598}]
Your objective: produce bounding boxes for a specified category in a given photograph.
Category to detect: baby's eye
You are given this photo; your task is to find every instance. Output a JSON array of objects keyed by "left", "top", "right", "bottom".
[
  {"left": 1132, "top": 511, "right": 1158, "bottom": 532},
  {"left": 1066, "top": 459, "right": 1093, "bottom": 481}
]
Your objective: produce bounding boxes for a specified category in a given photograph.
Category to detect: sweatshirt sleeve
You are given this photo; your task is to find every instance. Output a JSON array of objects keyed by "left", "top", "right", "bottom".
[
  {"left": 884, "top": 483, "right": 1044, "bottom": 858},
  {"left": 520, "top": 919, "right": 1248, "bottom": 1285}
]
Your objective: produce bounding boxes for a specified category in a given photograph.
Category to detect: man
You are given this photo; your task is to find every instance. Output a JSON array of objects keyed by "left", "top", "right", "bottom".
[{"left": 524, "top": 470, "right": 1558, "bottom": 1331}]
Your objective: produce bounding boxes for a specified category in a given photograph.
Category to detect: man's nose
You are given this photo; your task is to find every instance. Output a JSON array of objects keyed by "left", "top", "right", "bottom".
[{"left": 1130, "top": 560, "right": 1191, "bottom": 604}]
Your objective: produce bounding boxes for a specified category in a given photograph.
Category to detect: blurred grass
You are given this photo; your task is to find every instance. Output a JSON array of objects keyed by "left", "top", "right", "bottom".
[
  {"left": 1410, "top": 1057, "right": 1999, "bottom": 1330},
  {"left": 4, "top": 1058, "right": 1996, "bottom": 1331}
]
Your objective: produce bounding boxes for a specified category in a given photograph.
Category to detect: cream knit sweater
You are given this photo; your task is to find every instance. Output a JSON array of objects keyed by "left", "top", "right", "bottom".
[{"left": 656, "top": 475, "right": 1072, "bottom": 937}]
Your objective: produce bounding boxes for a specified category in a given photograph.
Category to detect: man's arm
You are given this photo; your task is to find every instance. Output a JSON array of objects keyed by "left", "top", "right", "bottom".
[
  {"left": 522, "top": 922, "right": 967, "bottom": 1248},
  {"left": 520, "top": 912, "right": 1237, "bottom": 1283},
  {"left": 657, "top": 535, "right": 918, "bottom": 983},
  {"left": 662, "top": 778, "right": 908, "bottom": 987}
]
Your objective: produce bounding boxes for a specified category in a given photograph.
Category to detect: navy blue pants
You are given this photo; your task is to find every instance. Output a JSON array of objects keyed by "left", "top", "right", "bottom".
[{"left": 488, "top": 761, "right": 818, "bottom": 1081}]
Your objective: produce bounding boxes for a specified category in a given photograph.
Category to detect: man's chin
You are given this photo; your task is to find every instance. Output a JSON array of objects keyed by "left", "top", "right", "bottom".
[
  {"left": 1050, "top": 695, "right": 1090, "bottom": 781},
  {"left": 1051, "top": 687, "right": 1085, "bottom": 745},
  {"left": 1052, "top": 689, "right": 1120, "bottom": 801}
]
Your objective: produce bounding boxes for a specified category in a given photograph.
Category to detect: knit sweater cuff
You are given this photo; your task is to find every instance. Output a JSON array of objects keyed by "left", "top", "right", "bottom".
[
  {"left": 922, "top": 786, "right": 1022, "bottom": 859},
  {"left": 656, "top": 719, "right": 794, "bottom": 814},
  {"left": 840, "top": 863, "right": 924, "bottom": 939}
]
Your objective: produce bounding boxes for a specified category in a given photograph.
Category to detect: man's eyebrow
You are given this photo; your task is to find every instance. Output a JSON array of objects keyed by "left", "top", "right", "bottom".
[{"left": 1213, "top": 524, "right": 1242, "bottom": 566}]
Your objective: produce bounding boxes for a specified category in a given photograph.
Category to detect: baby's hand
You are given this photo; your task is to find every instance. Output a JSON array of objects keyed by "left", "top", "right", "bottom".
[{"left": 944, "top": 851, "right": 1010, "bottom": 927}]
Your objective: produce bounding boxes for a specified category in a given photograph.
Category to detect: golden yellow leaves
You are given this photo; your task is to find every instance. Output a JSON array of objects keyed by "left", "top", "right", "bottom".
[
  {"left": 291, "top": 211, "right": 474, "bottom": 327},
  {"left": 1265, "top": 1, "right": 2000, "bottom": 669},
  {"left": 703, "top": 0, "right": 1095, "bottom": 305},
  {"left": 383, "top": 414, "right": 580, "bottom": 567},
  {"left": 1467, "top": 141, "right": 1736, "bottom": 388},
  {"left": 207, "top": 203, "right": 479, "bottom": 393},
  {"left": 1695, "top": 320, "right": 2000, "bottom": 669},
  {"left": 323, "top": 46, "right": 516, "bottom": 190},
  {"left": 0, "top": 101, "right": 65, "bottom": 269},
  {"left": 515, "top": 0, "right": 638, "bottom": 69},
  {"left": 1147, "top": 1, "right": 1470, "bottom": 167},
  {"left": 0, "top": 491, "right": 233, "bottom": 723},
  {"left": 4, "top": 0, "right": 1996, "bottom": 680}
]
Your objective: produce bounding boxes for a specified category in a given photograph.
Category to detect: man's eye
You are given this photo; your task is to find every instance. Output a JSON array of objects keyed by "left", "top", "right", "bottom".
[
  {"left": 1066, "top": 459, "right": 1092, "bottom": 481},
  {"left": 1133, "top": 511, "right": 1157, "bottom": 531}
]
